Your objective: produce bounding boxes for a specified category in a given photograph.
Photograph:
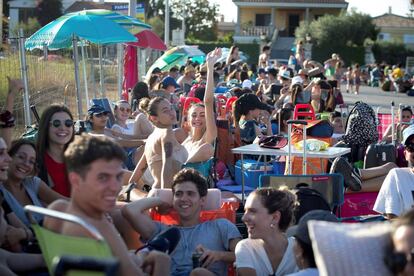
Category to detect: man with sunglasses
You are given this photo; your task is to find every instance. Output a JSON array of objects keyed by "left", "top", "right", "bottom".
[{"left": 374, "top": 125, "right": 414, "bottom": 219}]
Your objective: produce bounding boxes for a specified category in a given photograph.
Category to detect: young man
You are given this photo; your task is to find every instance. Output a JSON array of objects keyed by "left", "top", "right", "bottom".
[
  {"left": 258, "top": 45, "right": 270, "bottom": 69},
  {"left": 122, "top": 168, "right": 242, "bottom": 276},
  {"left": 47, "top": 134, "right": 170, "bottom": 276},
  {"left": 374, "top": 125, "right": 414, "bottom": 219}
]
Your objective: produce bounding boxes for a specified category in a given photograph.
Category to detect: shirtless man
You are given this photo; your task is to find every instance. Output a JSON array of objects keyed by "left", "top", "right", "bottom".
[
  {"left": 258, "top": 46, "right": 271, "bottom": 69},
  {"left": 47, "top": 134, "right": 170, "bottom": 276}
]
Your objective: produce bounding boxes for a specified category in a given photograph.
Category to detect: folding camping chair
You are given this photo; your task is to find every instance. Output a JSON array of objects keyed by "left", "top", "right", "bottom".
[{"left": 24, "top": 205, "right": 118, "bottom": 276}]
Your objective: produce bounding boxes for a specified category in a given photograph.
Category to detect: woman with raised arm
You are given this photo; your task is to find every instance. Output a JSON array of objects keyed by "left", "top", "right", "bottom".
[{"left": 181, "top": 48, "right": 220, "bottom": 163}]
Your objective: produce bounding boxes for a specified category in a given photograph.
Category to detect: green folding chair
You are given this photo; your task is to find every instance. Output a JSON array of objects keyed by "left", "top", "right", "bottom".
[{"left": 24, "top": 205, "right": 119, "bottom": 276}]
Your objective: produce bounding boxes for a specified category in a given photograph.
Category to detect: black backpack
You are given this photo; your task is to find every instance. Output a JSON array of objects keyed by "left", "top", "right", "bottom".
[
  {"left": 294, "top": 184, "right": 331, "bottom": 223},
  {"left": 342, "top": 101, "right": 378, "bottom": 148}
]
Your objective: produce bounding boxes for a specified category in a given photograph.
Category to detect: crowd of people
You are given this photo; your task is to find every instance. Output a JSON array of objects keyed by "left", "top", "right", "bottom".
[{"left": 0, "top": 43, "right": 413, "bottom": 276}]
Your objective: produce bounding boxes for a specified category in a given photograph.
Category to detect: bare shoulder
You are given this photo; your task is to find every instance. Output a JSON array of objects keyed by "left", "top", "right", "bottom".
[{"left": 44, "top": 199, "right": 70, "bottom": 232}]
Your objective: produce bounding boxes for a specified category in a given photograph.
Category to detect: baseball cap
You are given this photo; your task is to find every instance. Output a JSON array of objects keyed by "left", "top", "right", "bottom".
[
  {"left": 402, "top": 124, "right": 414, "bottom": 146},
  {"left": 242, "top": 79, "right": 253, "bottom": 89},
  {"left": 88, "top": 105, "right": 109, "bottom": 116},
  {"left": 161, "top": 76, "right": 180, "bottom": 89},
  {"left": 237, "top": 93, "right": 269, "bottom": 111},
  {"left": 289, "top": 210, "right": 338, "bottom": 245}
]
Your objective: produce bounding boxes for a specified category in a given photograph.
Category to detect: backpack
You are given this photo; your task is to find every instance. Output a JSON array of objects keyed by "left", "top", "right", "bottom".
[
  {"left": 342, "top": 101, "right": 378, "bottom": 148},
  {"left": 294, "top": 185, "right": 331, "bottom": 223}
]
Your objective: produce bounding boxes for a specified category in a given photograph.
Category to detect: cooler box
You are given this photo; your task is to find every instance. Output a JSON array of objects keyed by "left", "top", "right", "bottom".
[{"left": 235, "top": 159, "right": 273, "bottom": 188}]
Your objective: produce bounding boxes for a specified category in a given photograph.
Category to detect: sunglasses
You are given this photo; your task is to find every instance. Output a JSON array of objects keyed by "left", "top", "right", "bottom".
[
  {"left": 50, "top": 119, "right": 74, "bottom": 128},
  {"left": 119, "top": 107, "right": 131, "bottom": 113},
  {"left": 94, "top": 112, "right": 109, "bottom": 118}
]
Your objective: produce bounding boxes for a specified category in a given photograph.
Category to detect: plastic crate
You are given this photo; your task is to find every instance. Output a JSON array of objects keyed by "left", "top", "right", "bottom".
[{"left": 235, "top": 159, "right": 273, "bottom": 188}]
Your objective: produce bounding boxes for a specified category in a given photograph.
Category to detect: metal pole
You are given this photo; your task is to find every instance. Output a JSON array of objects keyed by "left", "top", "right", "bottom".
[
  {"left": 43, "top": 44, "right": 48, "bottom": 61},
  {"left": 98, "top": 44, "right": 105, "bottom": 98},
  {"left": 18, "top": 29, "right": 31, "bottom": 126},
  {"left": 117, "top": 43, "right": 123, "bottom": 100},
  {"left": 164, "top": 0, "right": 169, "bottom": 46},
  {"left": 129, "top": 0, "right": 136, "bottom": 17},
  {"left": 72, "top": 35, "right": 83, "bottom": 119},
  {"left": 80, "top": 41, "right": 89, "bottom": 109}
]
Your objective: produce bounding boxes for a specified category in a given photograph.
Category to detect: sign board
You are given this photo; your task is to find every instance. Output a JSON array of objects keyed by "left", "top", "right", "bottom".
[
  {"left": 172, "top": 29, "right": 185, "bottom": 46},
  {"left": 111, "top": 2, "right": 145, "bottom": 22}
]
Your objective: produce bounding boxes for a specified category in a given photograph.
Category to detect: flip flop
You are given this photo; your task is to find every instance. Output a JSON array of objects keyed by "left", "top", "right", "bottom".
[{"left": 330, "top": 157, "right": 362, "bottom": 191}]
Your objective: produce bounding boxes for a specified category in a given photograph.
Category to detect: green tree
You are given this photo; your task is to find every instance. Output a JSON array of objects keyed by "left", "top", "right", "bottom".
[
  {"left": 147, "top": 16, "right": 164, "bottom": 39},
  {"left": 170, "top": 0, "right": 218, "bottom": 41},
  {"left": 36, "top": 0, "right": 63, "bottom": 26},
  {"left": 372, "top": 41, "right": 414, "bottom": 65},
  {"left": 11, "top": 17, "right": 41, "bottom": 37},
  {"left": 295, "top": 11, "right": 379, "bottom": 63}
]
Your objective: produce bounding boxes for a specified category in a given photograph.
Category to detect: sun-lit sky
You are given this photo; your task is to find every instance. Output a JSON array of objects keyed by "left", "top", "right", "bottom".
[{"left": 210, "top": 0, "right": 412, "bottom": 22}]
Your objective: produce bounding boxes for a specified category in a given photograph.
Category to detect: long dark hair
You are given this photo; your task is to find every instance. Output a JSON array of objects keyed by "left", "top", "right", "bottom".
[
  {"left": 9, "top": 139, "right": 38, "bottom": 175},
  {"left": 36, "top": 105, "right": 74, "bottom": 183}
]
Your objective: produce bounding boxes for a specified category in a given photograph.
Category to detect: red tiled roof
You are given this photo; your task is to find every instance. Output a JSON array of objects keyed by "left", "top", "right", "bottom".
[{"left": 373, "top": 13, "right": 414, "bottom": 28}]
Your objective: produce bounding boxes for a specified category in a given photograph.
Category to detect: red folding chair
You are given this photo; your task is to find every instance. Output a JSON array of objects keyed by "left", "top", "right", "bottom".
[{"left": 293, "top": 104, "right": 316, "bottom": 120}]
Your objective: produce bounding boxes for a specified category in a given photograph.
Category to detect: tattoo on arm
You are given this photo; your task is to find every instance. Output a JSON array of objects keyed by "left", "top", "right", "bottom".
[{"left": 164, "top": 142, "right": 173, "bottom": 158}]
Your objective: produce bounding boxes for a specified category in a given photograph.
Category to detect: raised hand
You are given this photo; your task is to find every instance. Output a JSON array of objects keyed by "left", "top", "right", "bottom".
[{"left": 205, "top": 48, "right": 222, "bottom": 69}]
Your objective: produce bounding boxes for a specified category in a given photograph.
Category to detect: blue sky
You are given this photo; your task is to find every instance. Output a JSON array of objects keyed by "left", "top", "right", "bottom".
[{"left": 211, "top": 0, "right": 412, "bottom": 22}]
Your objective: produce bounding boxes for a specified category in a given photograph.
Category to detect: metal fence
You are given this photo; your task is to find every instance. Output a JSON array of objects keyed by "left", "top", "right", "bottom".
[{"left": 0, "top": 37, "right": 122, "bottom": 138}]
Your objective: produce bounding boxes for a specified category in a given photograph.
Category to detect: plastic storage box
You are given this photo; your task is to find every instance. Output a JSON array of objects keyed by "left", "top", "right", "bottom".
[{"left": 235, "top": 159, "right": 273, "bottom": 188}]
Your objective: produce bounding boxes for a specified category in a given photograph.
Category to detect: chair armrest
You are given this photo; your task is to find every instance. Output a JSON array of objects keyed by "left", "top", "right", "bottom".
[{"left": 53, "top": 255, "right": 119, "bottom": 276}]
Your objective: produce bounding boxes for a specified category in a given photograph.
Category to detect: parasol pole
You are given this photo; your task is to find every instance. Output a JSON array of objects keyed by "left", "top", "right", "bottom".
[
  {"left": 72, "top": 35, "right": 83, "bottom": 119},
  {"left": 98, "top": 44, "right": 105, "bottom": 98},
  {"left": 117, "top": 43, "right": 123, "bottom": 100},
  {"left": 80, "top": 40, "right": 90, "bottom": 109},
  {"left": 18, "top": 28, "right": 31, "bottom": 126}
]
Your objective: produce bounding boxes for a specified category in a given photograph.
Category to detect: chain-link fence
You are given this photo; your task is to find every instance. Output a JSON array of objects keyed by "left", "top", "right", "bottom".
[{"left": 0, "top": 38, "right": 122, "bottom": 139}]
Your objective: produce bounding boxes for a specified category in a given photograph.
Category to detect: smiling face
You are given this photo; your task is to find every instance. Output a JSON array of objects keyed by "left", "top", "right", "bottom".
[
  {"left": 48, "top": 111, "right": 74, "bottom": 147},
  {"left": 0, "top": 139, "right": 11, "bottom": 182},
  {"left": 115, "top": 103, "right": 131, "bottom": 123},
  {"left": 242, "top": 193, "right": 279, "bottom": 239},
  {"left": 9, "top": 144, "right": 36, "bottom": 180},
  {"left": 401, "top": 110, "right": 413, "bottom": 123},
  {"left": 70, "top": 158, "right": 124, "bottom": 216},
  {"left": 172, "top": 181, "right": 205, "bottom": 222},
  {"left": 188, "top": 105, "right": 206, "bottom": 130}
]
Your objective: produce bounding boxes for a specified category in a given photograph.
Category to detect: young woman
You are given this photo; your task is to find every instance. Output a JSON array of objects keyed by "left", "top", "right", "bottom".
[
  {"left": 0, "top": 138, "right": 45, "bottom": 274},
  {"left": 181, "top": 48, "right": 220, "bottom": 163},
  {"left": 226, "top": 45, "right": 240, "bottom": 66},
  {"left": 37, "top": 105, "right": 75, "bottom": 197},
  {"left": 129, "top": 97, "right": 188, "bottom": 189},
  {"left": 1, "top": 139, "right": 65, "bottom": 227},
  {"left": 235, "top": 188, "right": 299, "bottom": 276},
  {"left": 111, "top": 100, "right": 153, "bottom": 140}
]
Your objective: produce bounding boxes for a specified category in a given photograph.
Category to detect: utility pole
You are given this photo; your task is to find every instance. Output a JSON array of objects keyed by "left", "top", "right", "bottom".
[
  {"left": 164, "top": 0, "right": 169, "bottom": 46},
  {"left": 0, "top": 0, "right": 3, "bottom": 44}
]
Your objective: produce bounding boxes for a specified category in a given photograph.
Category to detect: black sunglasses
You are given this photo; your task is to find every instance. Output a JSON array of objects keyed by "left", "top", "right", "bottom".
[
  {"left": 50, "top": 119, "right": 74, "bottom": 128},
  {"left": 94, "top": 112, "right": 109, "bottom": 118}
]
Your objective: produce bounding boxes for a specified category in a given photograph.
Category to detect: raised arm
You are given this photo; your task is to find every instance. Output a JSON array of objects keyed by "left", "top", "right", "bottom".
[
  {"left": 1, "top": 77, "right": 24, "bottom": 146},
  {"left": 203, "top": 48, "right": 220, "bottom": 145},
  {"left": 121, "top": 196, "right": 169, "bottom": 240}
]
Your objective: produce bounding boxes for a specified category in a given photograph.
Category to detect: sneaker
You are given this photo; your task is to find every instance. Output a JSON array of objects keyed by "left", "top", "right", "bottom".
[{"left": 330, "top": 157, "right": 362, "bottom": 191}]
